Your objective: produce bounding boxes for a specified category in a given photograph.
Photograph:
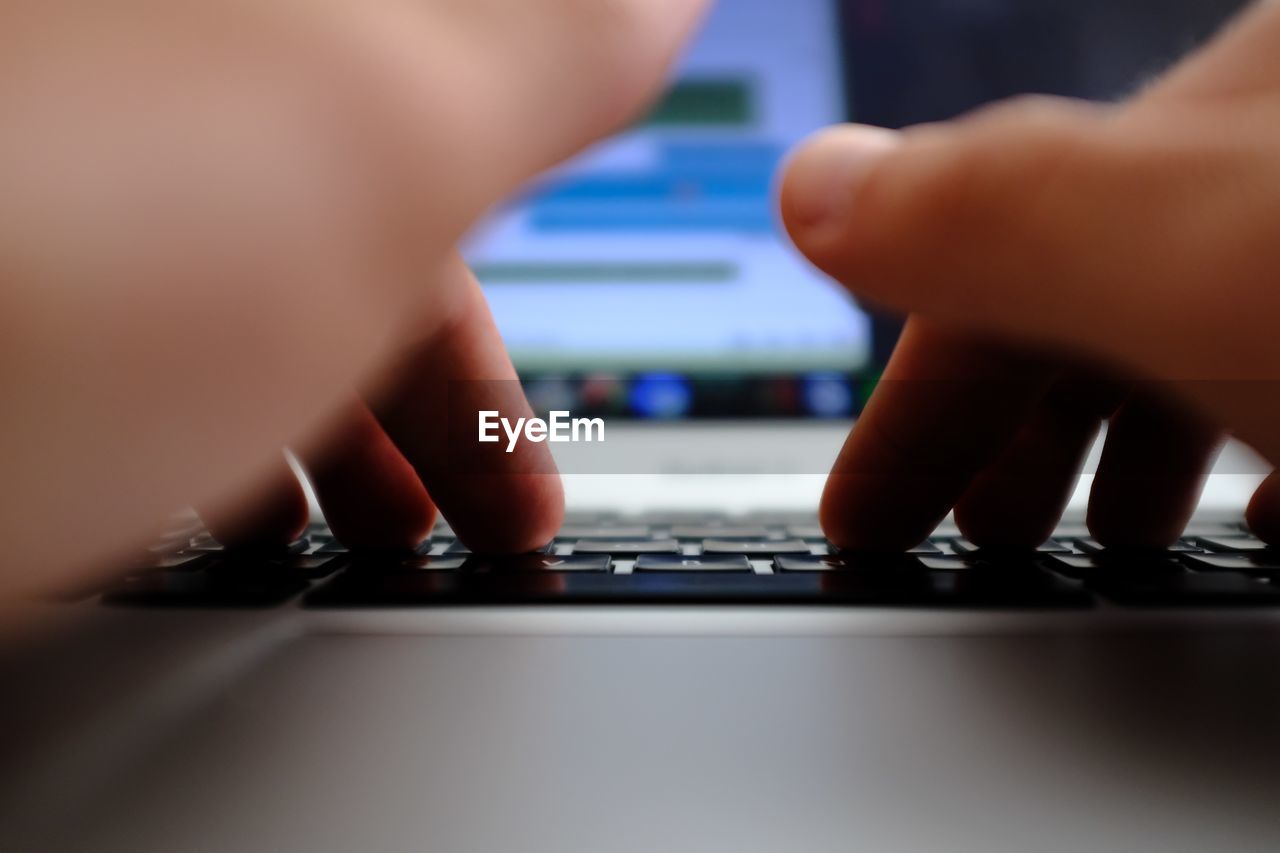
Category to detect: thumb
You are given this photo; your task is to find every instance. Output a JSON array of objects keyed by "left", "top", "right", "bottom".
[{"left": 778, "top": 98, "right": 1232, "bottom": 379}]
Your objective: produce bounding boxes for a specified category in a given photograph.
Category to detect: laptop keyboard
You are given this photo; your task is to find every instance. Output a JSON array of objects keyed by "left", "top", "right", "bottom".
[{"left": 79, "top": 512, "right": 1280, "bottom": 610}]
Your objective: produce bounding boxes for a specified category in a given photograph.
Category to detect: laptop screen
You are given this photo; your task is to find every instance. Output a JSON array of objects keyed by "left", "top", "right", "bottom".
[
  {"left": 464, "top": 0, "right": 861, "bottom": 411},
  {"left": 463, "top": 0, "right": 1245, "bottom": 421}
]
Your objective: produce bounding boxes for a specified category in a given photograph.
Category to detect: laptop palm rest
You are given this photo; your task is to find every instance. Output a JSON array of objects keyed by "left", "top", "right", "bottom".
[{"left": 33, "top": 633, "right": 1280, "bottom": 853}]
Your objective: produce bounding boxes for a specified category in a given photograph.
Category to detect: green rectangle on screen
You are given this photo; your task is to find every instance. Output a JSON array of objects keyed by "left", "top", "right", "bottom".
[{"left": 643, "top": 79, "right": 753, "bottom": 126}]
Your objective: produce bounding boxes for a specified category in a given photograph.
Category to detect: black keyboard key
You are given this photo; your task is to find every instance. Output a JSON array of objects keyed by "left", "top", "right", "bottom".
[
  {"left": 1073, "top": 538, "right": 1108, "bottom": 555},
  {"left": 1182, "top": 553, "right": 1280, "bottom": 576},
  {"left": 191, "top": 537, "right": 314, "bottom": 559},
  {"left": 1046, "top": 554, "right": 1106, "bottom": 580},
  {"left": 950, "top": 539, "right": 1072, "bottom": 557},
  {"left": 776, "top": 555, "right": 886, "bottom": 572},
  {"left": 798, "top": 532, "right": 942, "bottom": 550},
  {"left": 1194, "top": 536, "right": 1271, "bottom": 553},
  {"left": 701, "top": 539, "right": 808, "bottom": 555},
  {"left": 572, "top": 539, "right": 680, "bottom": 556},
  {"left": 1047, "top": 549, "right": 1279, "bottom": 606},
  {"left": 211, "top": 548, "right": 346, "bottom": 578},
  {"left": 186, "top": 532, "right": 222, "bottom": 552},
  {"left": 917, "top": 556, "right": 985, "bottom": 571},
  {"left": 468, "top": 555, "right": 611, "bottom": 573},
  {"left": 1047, "top": 553, "right": 1185, "bottom": 581},
  {"left": 920, "top": 563, "right": 1090, "bottom": 607},
  {"left": 670, "top": 525, "right": 770, "bottom": 540},
  {"left": 777, "top": 552, "right": 926, "bottom": 572},
  {"left": 907, "top": 542, "right": 945, "bottom": 555},
  {"left": 1076, "top": 538, "right": 1202, "bottom": 555},
  {"left": 633, "top": 555, "right": 753, "bottom": 572},
  {"left": 140, "top": 552, "right": 211, "bottom": 572},
  {"left": 944, "top": 540, "right": 983, "bottom": 556},
  {"left": 342, "top": 540, "right": 431, "bottom": 556},
  {"left": 258, "top": 554, "right": 345, "bottom": 580},
  {"left": 447, "top": 541, "right": 552, "bottom": 556},
  {"left": 350, "top": 556, "right": 468, "bottom": 573},
  {"left": 773, "top": 555, "right": 838, "bottom": 572},
  {"left": 229, "top": 538, "right": 311, "bottom": 556}
]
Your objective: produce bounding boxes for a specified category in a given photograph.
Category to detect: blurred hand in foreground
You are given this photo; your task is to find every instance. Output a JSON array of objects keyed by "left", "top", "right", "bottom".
[
  {"left": 0, "top": 0, "right": 707, "bottom": 597},
  {"left": 781, "top": 0, "right": 1280, "bottom": 551}
]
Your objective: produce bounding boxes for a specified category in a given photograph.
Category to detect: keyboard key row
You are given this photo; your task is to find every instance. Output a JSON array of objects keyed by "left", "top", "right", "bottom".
[
  {"left": 88, "top": 518, "right": 1280, "bottom": 610},
  {"left": 96, "top": 546, "right": 1280, "bottom": 610}
]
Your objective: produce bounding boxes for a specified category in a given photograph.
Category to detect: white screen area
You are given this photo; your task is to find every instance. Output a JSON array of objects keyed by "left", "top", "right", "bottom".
[{"left": 463, "top": 0, "right": 869, "bottom": 372}]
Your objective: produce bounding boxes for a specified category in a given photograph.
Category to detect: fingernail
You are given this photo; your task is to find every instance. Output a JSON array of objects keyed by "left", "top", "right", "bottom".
[{"left": 784, "top": 125, "right": 901, "bottom": 231}]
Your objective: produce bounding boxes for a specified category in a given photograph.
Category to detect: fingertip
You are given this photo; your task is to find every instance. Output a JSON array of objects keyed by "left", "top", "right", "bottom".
[
  {"left": 300, "top": 402, "right": 438, "bottom": 551},
  {"left": 451, "top": 473, "right": 565, "bottom": 554},
  {"left": 1246, "top": 472, "right": 1280, "bottom": 544},
  {"left": 955, "top": 505, "right": 1058, "bottom": 551},
  {"left": 819, "top": 474, "right": 941, "bottom": 553},
  {"left": 780, "top": 124, "right": 900, "bottom": 246},
  {"left": 1086, "top": 476, "right": 1194, "bottom": 548},
  {"left": 1086, "top": 509, "right": 1185, "bottom": 550},
  {"left": 324, "top": 489, "right": 436, "bottom": 552},
  {"left": 204, "top": 469, "right": 310, "bottom": 548},
  {"left": 1087, "top": 398, "right": 1221, "bottom": 549}
]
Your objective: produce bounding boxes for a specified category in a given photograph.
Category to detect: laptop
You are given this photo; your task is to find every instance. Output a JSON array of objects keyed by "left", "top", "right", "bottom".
[{"left": 5, "top": 1, "right": 1279, "bottom": 851}]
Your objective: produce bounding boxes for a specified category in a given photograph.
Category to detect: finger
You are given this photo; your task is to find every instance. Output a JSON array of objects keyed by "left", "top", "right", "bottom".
[
  {"left": 1087, "top": 391, "right": 1225, "bottom": 547},
  {"left": 1246, "top": 471, "right": 1280, "bottom": 545},
  {"left": 954, "top": 375, "right": 1126, "bottom": 548},
  {"left": 200, "top": 452, "right": 309, "bottom": 547},
  {"left": 371, "top": 255, "right": 563, "bottom": 553},
  {"left": 820, "top": 318, "right": 1058, "bottom": 551},
  {"left": 778, "top": 100, "right": 1233, "bottom": 381},
  {"left": 295, "top": 401, "right": 435, "bottom": 550}
]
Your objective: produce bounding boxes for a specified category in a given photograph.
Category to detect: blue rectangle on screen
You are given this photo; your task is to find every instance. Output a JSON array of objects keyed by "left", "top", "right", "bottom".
[
  {"left": 527, "top": 140, "right": 782, "bottom": 233},
  {"left": 530, "top": 201, "right": 774, "bottom": 233}
]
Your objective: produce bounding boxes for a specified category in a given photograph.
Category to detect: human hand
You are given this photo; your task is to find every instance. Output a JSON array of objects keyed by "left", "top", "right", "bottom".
[
  {"left": 0, "top": 0, "right": 707, "bottom": 595},
  {"left": 780, "top": 0, "right": 1280, "bottom": 550}
]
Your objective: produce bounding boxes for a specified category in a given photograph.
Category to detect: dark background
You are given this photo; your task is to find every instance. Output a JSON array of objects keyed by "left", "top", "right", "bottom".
[{"left": 843, "top": 0, "right": 1250, "bottom": 128}]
